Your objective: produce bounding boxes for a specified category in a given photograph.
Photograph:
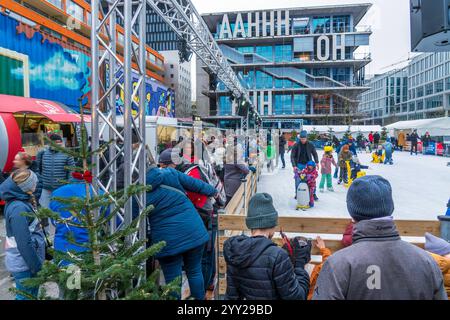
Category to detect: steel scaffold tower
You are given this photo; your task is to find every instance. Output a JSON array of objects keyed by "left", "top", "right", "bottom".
[
  {"left": 90, "top": 0, "right": 259, "bottom": 238},
  {"left": 90, "top": 0, "right": 147, "bottom": 241}
]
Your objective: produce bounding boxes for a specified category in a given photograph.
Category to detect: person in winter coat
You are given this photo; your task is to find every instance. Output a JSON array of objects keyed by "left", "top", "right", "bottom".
[
  {"left": 279, "top": 132, "right": 287, "bottom": 169},
  {"left": 368, "top": 132, "right": 374, "bottom": 145},
  {"left": 313, "top": 175, "right": 447, "bottom": 300},
  {"left": 446, "top": 199, "right": 450, "bottom": 216},
  {"left": 308, "top": 236, "right": 331, "bottom": 300},
  {"left": 36, "top": 134, "right": 75, "bottom": 208},
  {"left": 397, "top": 130, "right": 406, "bottom": 151},
  {"left": 410, "top": 130, "right": 420, "bottom": 156},
  {"left": 341, "top": 222, "right": 354, "bottom": 247},
  {"left": 319, "top": 146, "right": 337, "bottom": 193},
  {"left": 383, "top": 139, "right": 394, "bottom": 165},
  {"left": 145, "top": 166, "right": 218, "bottom": 300},
  {"left": 0, "top": 169, "right": 45, "bottom": 300},
  {"left": 300, "top": 161, "right": 319, "bottom": 208},
  {"left": 224, "top": 193, "right": 310, "bottom": 300},
  {"left": 338, "top": 145, "right": 352, "bottom": 185},
  {"left": 373, "top": 132, "right": 381, "bottom": 149},
  {"left": 291, "top": 131, "right": 319, "bottom": 199},
  {"left": 223, "top": 146, "right": 255, "bottom": 205},
  {"left": 424, "top": 233, "right": 450, "bottom": 298},
  {"left": 422, "top": 132, "right": 432, "bottom": 154}
]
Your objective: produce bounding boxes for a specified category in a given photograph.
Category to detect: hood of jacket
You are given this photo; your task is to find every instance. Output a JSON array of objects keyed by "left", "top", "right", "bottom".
[
  {"left": 146, "top": 167, "right": 165, "bottom": 190},
  {"left": 0, "top": 177, "right": 30, "bottom": 202},
  {"left": 352, "top": 217, "right": 400, "bottom": 244},
  {"left": 224, "top": 235, "right": 276, "bottom": 269}
]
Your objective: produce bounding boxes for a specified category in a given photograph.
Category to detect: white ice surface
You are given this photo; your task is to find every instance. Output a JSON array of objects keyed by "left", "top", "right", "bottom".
[{"left": 258, "top": 150, "right": 450, "bottom": 221}]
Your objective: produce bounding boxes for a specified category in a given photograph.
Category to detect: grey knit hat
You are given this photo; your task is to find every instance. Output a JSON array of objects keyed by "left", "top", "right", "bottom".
[
  {"left": 159, "top": 148, "right": 175, "bottom": 165},
  {"left": 246, "top": 193, "right": 278, "bottom": 230},
  {"left": 16, "top": 170, "right": 38, "bottom": 194},
  {"left": 425, "top": 233, "right": 450, "bottom": 256},
  {"left": 346, "top": 175, "right": 394, "bottom": 221}
]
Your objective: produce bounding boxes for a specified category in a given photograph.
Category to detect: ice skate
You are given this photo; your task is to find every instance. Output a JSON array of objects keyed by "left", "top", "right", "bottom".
[{"left": 327, "top": 187, "right": 335, "bottom": 192}]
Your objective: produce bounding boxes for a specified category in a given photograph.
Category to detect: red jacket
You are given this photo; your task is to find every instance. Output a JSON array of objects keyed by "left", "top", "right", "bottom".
[
  {"left": 301, "top": 167, "right": 318, "bottom": 189},
  {"left": 185, "top": 165, "right": 209, "bottom": 210}
]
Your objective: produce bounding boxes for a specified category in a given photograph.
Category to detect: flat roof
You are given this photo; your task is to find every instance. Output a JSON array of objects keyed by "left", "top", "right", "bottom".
[{"left": 202, "top": 3, "right": 372, "bottom": 30}]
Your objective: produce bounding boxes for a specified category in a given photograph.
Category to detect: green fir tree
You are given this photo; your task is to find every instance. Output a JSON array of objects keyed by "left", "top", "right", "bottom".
[{"left": 16, "top": 102, "right": 180, "bottom": 300}]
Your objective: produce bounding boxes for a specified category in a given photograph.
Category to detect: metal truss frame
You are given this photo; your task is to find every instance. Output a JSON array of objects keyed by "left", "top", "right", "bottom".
[{"left": 90, "top": 0, "right": 147, "bottom": 242}]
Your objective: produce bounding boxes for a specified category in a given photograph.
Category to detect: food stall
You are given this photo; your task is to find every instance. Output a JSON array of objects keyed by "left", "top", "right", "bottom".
[{"left": 0, "top": 94, "right": 87, "bottom": 173}]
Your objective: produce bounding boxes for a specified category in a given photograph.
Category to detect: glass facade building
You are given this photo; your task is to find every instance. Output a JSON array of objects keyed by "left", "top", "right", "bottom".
[
  {"left": 196, "top": 4, "right": 372, "bottom": 128},
  {"left": 358, "top": 52, "right": 450, "bottom": 125}
]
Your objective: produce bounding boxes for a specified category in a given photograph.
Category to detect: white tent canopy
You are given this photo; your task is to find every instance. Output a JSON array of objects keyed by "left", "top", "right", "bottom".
[
  {"left": 385, "top": 117, "right": 450, "bottom": 136},
  {"left": 301, "top": 125, "right": 382, "bottom": 138}
]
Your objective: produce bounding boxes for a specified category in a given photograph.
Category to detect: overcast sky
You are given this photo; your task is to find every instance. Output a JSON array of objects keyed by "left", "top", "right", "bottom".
[{"left": 190, "top": 0, "right": 414, "bottom": 99}]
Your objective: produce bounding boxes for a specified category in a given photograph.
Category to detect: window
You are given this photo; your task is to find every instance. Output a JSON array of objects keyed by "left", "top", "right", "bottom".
[
  {"left": 170, "top": 74, "right": 174, "bottom": 79},
  {"left": 255, "top": 46, "right": 273, "bottom": 61},
  {"left": 332, "top": 68, "right": 351, "bottom": 85},
  {"left": 333, "top": 15, "right": 351, "bottom": 33},
  {"left": 46, "top": 0, "right": 62, "bottom": 9},
  {"left": 417, "top": 86, "right": 424, "bottom": 98},
  {"left": 255, "top": 71, "right": 273, "bottom": 89},
  {"left": 273, "top": 94, "right": 292, "bottom": 115},
  {"left": 219, "top": 96, "right": 232, "bottom": 115},
  {"left": 446, "top": 77, "right": 450, "bottom": 90},
  {"left": 237, "top": 46, "right": 254, "bottom": 54},
  {"left": 425, "top": 83, "right": 434, "bottom": 96},
  {"left": 293, "top": 94, "right": 307, "bottom": 114},
  {"left": 170, "top": 64, "right": 174, "bottom": 69},
  {"left": 275, "top": 45, "right": 292, "bottom": 63},
  {"left": 436, "top": 80, "right": 444, "bottom": 93},
  {"left": 292, "top": 17, "right": 310, "bottom": 35},
  {"left": 67, "top": 1, "right": 85, "bottom": 23},
  {"left": 313, "top": 16, "right": 331, "bottom": 33}
]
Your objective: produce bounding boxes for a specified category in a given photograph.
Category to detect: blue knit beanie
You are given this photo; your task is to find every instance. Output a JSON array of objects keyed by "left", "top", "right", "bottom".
[
  {"left": 347, "top": 175, "right": 394, "bottom": 221},
  {"left": 300, "top": 130, "right": 308, "bottom": 138}
]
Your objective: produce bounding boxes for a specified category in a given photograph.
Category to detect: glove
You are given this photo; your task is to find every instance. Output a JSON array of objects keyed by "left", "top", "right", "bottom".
[
  {"left": 249, "top": 166, "right": 257, "bottom": 173},
  {"left": 292, "top": 237, "right": 312, "bottom": 269}
]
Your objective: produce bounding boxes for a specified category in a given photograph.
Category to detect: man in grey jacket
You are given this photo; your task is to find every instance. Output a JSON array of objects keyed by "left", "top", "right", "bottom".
[{"left": 313, "top": 175, "right": 447, "bottom": 300}]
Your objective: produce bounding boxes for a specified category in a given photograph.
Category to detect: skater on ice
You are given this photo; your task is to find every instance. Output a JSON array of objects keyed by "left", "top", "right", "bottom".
[
  {"left": 319, "top": 146, "right": 337, "bottom": 193},
  {"left": 383, "top": 138, "right": 394, "bottom": 165},
  {"left": 300, "top": 161, "right": 319, "bottom": 208},
  {"left": 290, "top": 130, "right": 319, "bottom": 200},
  {"left": 371, "top": 145, "right": 385, "bottom": 164},
  {"left": 338, "top": 144, "right": 352, "bottom": 185}
]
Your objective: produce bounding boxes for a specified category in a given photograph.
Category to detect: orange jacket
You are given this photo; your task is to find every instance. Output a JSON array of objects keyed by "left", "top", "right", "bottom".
[
  {"left": 429, "top": 252, "right": 450, "bottom": 299},
  {"left": 308, "top": 247, "right": 332, "bottom": 300}
]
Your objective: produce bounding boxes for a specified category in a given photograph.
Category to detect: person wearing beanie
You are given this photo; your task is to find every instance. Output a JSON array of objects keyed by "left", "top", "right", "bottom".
[
  {"left": 223, "top": 193, "right": 311, "bottom": 300},
  {"left": 425, "top": 233, "right": 450, "bottom": 298},
  {"left": 0, "top": 169, "right": 45, "bottom": 300},
  {"left": 290, "top": 130, "right": 319, "bottom": 200},
  {"left": 313, "top": 176, "right": 447, "bottom": 300}
]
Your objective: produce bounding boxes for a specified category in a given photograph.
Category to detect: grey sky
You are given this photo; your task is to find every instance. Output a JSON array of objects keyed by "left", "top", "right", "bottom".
[{"left": 190, "top": 0, "right": 413, "bottom": 100}]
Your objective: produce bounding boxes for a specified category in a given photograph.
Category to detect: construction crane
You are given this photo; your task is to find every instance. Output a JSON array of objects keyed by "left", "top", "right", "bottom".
[{"left": 90, "top": 0, "right": 258, "bottom": 241}]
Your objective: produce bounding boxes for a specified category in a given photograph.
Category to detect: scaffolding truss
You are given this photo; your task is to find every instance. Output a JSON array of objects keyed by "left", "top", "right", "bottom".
[{"left": 90, "top": 0, "right": 147, "bottom": 241}]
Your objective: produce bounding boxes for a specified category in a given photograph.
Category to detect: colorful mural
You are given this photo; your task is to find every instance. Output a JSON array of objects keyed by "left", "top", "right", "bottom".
[
  {"left": 114, "top": 70, "right": 176, "bottom": 118},
  {"left": 0, "top": 12, "right": 91, "bottom": 109},
  {"left": 0, "top": 12, "right": 175, "bottom": 117}
]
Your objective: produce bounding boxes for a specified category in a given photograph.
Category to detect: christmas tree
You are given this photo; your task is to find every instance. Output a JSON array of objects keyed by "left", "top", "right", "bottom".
[
  {"left": 17, "top": 103, "right": 180, "bottom": 300},
  {"left": 343, "top": 126, "right": 352, "bottom": 140}
]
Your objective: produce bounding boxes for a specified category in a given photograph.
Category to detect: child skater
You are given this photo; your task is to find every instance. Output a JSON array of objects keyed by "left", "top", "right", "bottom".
[
  {"left": 301, "top": 161, "right": 319, "bottom": 208},
  {"left": 319, "top": 146, "right": 337, "bottom": 193}
]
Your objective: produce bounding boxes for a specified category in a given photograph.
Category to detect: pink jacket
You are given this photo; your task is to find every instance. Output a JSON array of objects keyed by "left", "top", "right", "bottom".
[{"left": 320, "top": 155, "right": 337, "bottom": 174}]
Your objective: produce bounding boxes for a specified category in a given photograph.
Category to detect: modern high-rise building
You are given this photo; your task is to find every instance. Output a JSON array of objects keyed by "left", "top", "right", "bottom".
[
  {"left": 196, "top": 3, "right": 372, "bottom": 129},
  {"left": 358, "top": 52, "right": 450, "bottom": 125},
  {"left": 160, "top": 50, "right": 192, "bottom": 118}
]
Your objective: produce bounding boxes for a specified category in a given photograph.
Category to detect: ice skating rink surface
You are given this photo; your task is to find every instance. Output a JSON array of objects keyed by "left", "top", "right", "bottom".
[{"left": 259, "top": 150, "right": 450, "bottom": 221}]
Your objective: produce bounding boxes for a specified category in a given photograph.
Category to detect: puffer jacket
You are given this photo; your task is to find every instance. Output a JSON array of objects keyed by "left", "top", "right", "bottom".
[
  {"left": 145, "top": 167, "right": 217, "bottom": 258},
  {"left": 224, "top": 235, "right": 309, "bottom": 300},
  {"left": 338, "top": 150, "right": 353, "bottom": 168},
  {"left": 0, "top": 178, "right": 45, "bottom": 275},
  {"left": 37, "top": 148, "right": 75, "bottom": 191},
  {"left": 429, "top": 253, "right": 450, "bottom": 299}
]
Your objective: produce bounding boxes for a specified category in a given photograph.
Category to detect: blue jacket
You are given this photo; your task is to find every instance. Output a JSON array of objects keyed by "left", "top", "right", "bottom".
[
  {"left": 0, "top": 178, "right": 45, "bottom": 274},
  {"left": 146, "top": 167, "right": 217, "bottom": 258},
  {"left": 336, "top": 140, "right": 357, "bottom": 155},
  {"left": 37, "top": 148, "right": 75, "bottom": 191},
  {"left": 50, "top": 184, "right": 112, "bottom": 258}
]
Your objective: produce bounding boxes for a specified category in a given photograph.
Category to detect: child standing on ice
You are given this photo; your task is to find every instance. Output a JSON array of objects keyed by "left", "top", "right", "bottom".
[
  {"left": 301, "top": 161, "right": 319, "bottom": 208},
  {"left": 383, "top": 139, "right": 394, "bottom": 165},
  {"left": 319, "top": 146, "right": 337, "bottom": 193}
]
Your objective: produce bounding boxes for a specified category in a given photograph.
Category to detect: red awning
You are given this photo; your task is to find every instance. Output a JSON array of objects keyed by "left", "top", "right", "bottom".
[{"left": 0, "top": 94, "right": 90, "bottom": 123}]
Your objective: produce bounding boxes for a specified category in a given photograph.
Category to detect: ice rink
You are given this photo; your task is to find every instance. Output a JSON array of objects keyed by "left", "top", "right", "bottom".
[{"left": 259, "top": 150, "right": 450, "bottom": 221}]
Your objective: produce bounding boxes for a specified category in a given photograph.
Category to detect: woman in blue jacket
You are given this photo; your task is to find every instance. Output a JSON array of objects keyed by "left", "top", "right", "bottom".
[
  {"left": 0, "top": 169, "right": 45, "bottom": 300},
  {"left": 146, "top": 166, "right": 217, "bottom": 300}
]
